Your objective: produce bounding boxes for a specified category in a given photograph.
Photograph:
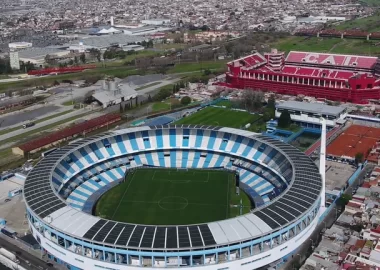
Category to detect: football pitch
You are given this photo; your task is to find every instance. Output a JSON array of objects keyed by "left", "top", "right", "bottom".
[
  {"left": 95, "top": 168, "right": 252, "bottom": 225},
  {"left": 175, "top": 107, "right": 260, "bottom": 128}
]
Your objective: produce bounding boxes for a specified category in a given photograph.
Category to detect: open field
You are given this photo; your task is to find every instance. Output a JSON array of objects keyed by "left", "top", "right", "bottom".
[
  {"left": 329, "top": 39, "right": 380, "bottom": 55},
  {"left": 95, "top": 50, "right": 161, "bottom": 67},
  {"left": 95, "top": 168, "right": 251, "bottom": 225},
  {"left": 272, "top": 36, "right": 380, "bottom": 55},
  {"left": 0, "top": 60, "right": 225, "bottom": 92},
  {"left": 152, "top": 102, "right": 171, "bottom": 112},
  {"left": 168, "top": 60, "right": 228, "bottom": 73},
  {"left": 273, "top": 36, "right": 342, "bottom": 53},
  {"left": 332, "top": 13, "right": 380, "bottom": 31},
  {"left": 154, "top": 43, "right": 188, "bottom": 50},
  {"left": 358, "top": 0, "right": 380, "bottom": 6},
  {"left": 175, "top": 107, "right": 260, "bottom": 128}
]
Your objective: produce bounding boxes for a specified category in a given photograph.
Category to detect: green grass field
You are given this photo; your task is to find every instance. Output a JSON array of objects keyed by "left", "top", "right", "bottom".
[
  {"left": 332, "top": 13, "right": 380, "bottom": 31},
  {"left": 271, "top": 36, "right": 380, "bottom": 55},
  {"left": 175, "top": 107, "right": 260, "bottom": 128},
  {"left": 95, "top": 168, "right": 251, "bottom": 225}
]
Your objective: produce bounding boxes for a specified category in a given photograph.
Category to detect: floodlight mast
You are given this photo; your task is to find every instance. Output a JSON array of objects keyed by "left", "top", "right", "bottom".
[{"left": 319, "top": 117, "right": 327, "bottom": 210}]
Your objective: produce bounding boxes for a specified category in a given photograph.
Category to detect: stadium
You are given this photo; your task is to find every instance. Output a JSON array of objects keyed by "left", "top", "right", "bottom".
[
  {"left": 223, "top": 50, "right": 380, "bottom": 104},
  {"left": 24, "top": 125, "right": 323, "bottom": 270}
]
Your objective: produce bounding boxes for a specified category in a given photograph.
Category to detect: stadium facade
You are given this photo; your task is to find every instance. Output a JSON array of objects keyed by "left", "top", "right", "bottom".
[
  {"left": 24, "top": 125, "right": 322, "bottom": 270},
  {"left": 223, "top": 50, "right": 380, "bottom": 104}
]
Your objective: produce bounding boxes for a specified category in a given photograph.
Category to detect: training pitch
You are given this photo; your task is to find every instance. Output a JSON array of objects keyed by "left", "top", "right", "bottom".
[
  {"left": 95, "top": 168, "right": 251, "bottom": 225},
  {"left": 175, "top": 107, "right": 260, "bottom": 128}
]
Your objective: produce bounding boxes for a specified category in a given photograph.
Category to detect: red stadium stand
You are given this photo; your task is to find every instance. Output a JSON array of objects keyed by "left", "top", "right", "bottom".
[{"left": 224, "top": 50, "right": 380, "bottom": 103}]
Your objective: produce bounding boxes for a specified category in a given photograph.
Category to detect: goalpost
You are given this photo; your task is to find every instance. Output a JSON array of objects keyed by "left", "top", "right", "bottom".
[{"left": 176, "top": 168, "right": 188, "bottom": 172}]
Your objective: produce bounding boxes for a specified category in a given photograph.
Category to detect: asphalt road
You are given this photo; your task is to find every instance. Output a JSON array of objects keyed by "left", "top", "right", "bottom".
[
  {"left": 0, "top": 106, "right": 59, "bottom": 129},
  {"left": 0, "top": 108, "right": 94, "bottom": 144},
  {"left": 0, "top": 235, "right": 54, "bottom": 270}
]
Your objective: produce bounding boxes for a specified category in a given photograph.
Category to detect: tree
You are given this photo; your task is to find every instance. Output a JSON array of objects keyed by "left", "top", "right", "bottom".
[
  {"left": 355, "top": 152, "right": 364, "bottom": 164},
  {"left": 154, "top": 87, "right": 172, "bottom": 101},
  {"left": 267, "top": 94, "right": 276, "bottom": 110},
  {"left": 89, "top": 48, "right": 101, "bottom": 62},
  {"left": 136, "top": 57, "right": 151, "bottom": 74},
  {"left": 203, "top": 69, "right": 212, "bottom": 76},
  {"left": 181, "top": 96, "right": 191, "bottom": 105},
  {"left": 263, "top": 110, "right": 272, "bottom": 122},
  {"left": 74, "top": 56, "right": 79, "bottom": 65},
  {"left": 80, "top": 53, "right": 86, "bottom": 64},
  {"left": 278, "top": 109, "right": 291, "bottom": 128},
  {"left": 240, "top": 90, "right": 264, "bottom": 112}
]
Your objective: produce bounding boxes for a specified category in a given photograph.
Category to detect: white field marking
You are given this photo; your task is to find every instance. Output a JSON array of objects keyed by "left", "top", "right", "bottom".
[{"left": 111, "top": 173, "right": 136, "bottom": 219}]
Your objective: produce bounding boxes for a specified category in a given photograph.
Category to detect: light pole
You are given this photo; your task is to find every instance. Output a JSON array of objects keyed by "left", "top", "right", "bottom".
[{"left": 310, "top": 239, "right": 314, "bottom": 250}]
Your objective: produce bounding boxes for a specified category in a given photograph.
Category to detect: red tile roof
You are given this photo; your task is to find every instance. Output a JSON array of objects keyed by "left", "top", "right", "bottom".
[{"left": 18, "top": 114, "right": 121, "bottom": 153}]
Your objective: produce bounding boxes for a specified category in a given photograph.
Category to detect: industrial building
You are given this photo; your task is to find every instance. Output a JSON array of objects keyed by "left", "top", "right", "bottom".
[
  {"left": 122, "top": 26, "right": 169, "bottom": 36},
  {"left": 141, "top": 19, "right": 171, "bottom": 25},
  {"left": 17, "top": 47, "right": 71, "bottom": 65},
  {"left": 275, "top": 101, "right": 347, "bottom": 128},
  {"left": 92, "top": 79, "right": 138, "bottom": 108},
  {"left": 67, "top": 35, "right": 146, "bottom": 51},
  {"left": 223, "top": 49, "right": 380, "bottom": 104}
]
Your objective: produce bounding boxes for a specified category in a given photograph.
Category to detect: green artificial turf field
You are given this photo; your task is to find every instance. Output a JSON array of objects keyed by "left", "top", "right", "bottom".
[
  {"left": 95, "top": 168, "right": 252, "bottom": 225},
  {"left": 175, "top": 107, "right": 260, "bottom": 128}
]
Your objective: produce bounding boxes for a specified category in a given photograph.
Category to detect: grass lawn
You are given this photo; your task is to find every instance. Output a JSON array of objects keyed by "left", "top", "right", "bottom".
[
  {"left": 152, "top": 102, "right": 171, "bottom": 112},
  {"left": 329, "top": 39, "right": 380, "bottom": 55},
  {"left": 154, "top": 43, "right": 188, "bottom": 50},
  {"left": 359, "top": 0, "right": 380, "bottom": 6},
  {"left": 215, "top": 99, "right": 233, "bottom": 108},
  {"left": 175, "top": 107, "right": 260, "bottom": 128},
  {"left": 135, "top": 82, "right": 162, "bottom": 91},
  {"left": 95, "top": 168, "right": 251, "bottom": 225},
  {"left": 271, "top": 35, "right": 380, "bottom": 55},
  {"left": 332, "top": 13, "right": 380, "bottom": 31},
  {"left": 62, "top": 100, "right": 76, "bottom": 106},
  {"left": 168, "top": 60, "right": 228, "bottom": 73},
  {"left": 272, "top": 36, "right": 342, "bottom": 53}
]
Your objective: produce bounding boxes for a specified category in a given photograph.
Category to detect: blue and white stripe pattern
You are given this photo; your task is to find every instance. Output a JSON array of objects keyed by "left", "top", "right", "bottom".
[{"left": 54, "top": 128, "right": 293, "bottom": 209}]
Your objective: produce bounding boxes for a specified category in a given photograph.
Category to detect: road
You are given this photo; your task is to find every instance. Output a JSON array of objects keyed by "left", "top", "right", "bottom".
[
  {"left": 0, "top": 234, "right": 55, "bottom": 270},
  {"left": 0, "top": 108, "right": 103, "bottom": 150},
  {"left": 0, "top": 106, "right": 60, "bottom": 129},
  {"left": 136, "top": 77, "right": 182, "bottom": 95},
  {"left": 282, "top": 163, "right": 375, "bottom": 269}
]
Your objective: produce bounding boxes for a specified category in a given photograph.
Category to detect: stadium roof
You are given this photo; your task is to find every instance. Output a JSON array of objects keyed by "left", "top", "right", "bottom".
[
  {"left": 24, "top": 125, "right": 321, "bottom": 250},
  {"left": 17, "top": 114, "right": 120, "bottom": 153},
  {"left": 277, "top": 101, "right": 346, "bottom": 116}
]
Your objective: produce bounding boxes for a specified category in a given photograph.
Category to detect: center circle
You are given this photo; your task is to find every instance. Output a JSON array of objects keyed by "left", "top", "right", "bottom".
[{"left": 158, "top": 196, "right": 189, "bottom": 210}]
